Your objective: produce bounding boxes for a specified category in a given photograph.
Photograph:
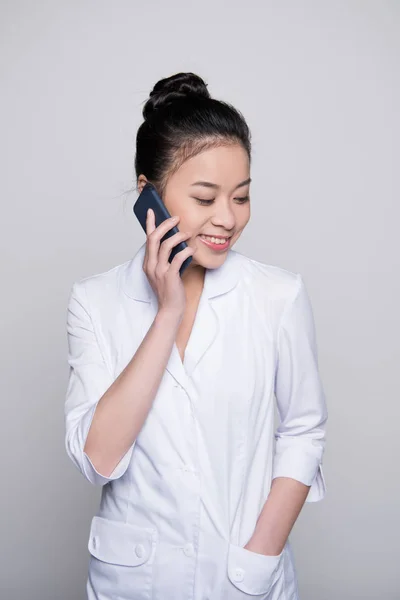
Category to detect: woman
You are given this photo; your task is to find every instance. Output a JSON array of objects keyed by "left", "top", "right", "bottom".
[{"left": 65, "top": 72, "right": 328, "bottom": 600}]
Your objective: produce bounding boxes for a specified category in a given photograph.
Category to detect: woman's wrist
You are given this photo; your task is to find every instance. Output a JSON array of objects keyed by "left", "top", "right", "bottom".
[
  {"left": 244, "top": 530, "right": 284, "bottom": 557},
  {"left": 155, "top": 308, "right": 183, "bottom": 329}
]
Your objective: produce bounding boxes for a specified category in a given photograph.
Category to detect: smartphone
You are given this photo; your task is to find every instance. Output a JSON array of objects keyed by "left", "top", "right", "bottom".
[{"left": 133, "top": 182, "right": 192, "bottom": 276}]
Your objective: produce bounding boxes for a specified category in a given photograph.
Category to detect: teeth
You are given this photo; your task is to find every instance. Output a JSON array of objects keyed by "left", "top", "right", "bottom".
[{"left": 200, "top": 235, "right": 228, "bottom": 245}]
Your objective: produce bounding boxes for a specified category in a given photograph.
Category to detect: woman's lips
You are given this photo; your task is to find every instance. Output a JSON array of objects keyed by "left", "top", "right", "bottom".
[{"left": 198, "top": 234, "right": 230, "bottom": 251}]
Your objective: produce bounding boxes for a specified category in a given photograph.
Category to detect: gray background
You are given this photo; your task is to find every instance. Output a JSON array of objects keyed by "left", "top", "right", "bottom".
[{"left": 1, "top": 1, "right": 399, "bottom": 599}]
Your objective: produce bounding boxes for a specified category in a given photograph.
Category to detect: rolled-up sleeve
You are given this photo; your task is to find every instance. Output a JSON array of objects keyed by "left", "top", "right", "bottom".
[
  {"left": 64, "top": 281, "right": 135, "bottom": 486},
  {"left": 273, "top": 274, "right": 328, "bottom": 502}
]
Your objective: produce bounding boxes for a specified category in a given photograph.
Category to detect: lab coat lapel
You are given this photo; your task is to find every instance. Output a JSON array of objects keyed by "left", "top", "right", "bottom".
[
  {"left": 181, "top": 293, "right": 218, "bottom": 378},
  {"left": 184, "top": 250, "right": 241, "bottom": 377},
  {"left": 141, "top": 295, "right": 189, "bottom": 389},
  {"left": 121, "top": 243, "right": 186, "bottom": 388},
  {"left": 122, "top": 242, "right": 242, "bottom": 388}
]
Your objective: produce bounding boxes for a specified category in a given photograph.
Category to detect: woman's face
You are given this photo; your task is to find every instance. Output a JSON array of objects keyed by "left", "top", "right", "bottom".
[{"left": 161, "top": 143, "right": 251, "bottom": 270}]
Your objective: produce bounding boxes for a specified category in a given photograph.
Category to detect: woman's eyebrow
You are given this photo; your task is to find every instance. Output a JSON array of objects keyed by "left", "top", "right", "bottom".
[
  {"left": 235, "top": 177, "right": 252, "bottom": 189},
  {"left": 191, "top": 178, "right": 251, "bottom": 190}
]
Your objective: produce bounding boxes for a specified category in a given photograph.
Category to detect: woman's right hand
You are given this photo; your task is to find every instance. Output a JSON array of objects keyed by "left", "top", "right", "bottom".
[{"left": 143, "top": 208, "right": 195, "bottom": 319}]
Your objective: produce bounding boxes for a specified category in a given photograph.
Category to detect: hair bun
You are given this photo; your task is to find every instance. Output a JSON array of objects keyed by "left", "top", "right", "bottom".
[{"left": 143, "top": 72, "right": 210, "bottom": 121}]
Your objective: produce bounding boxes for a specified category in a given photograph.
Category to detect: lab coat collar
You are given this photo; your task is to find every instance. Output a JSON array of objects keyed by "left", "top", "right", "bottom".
[
  {"left": 122, "top": 242, "right": 243, "bottom": 388},
  {"left": 122, "top": 242, "right": 242, "bottom": 302}
]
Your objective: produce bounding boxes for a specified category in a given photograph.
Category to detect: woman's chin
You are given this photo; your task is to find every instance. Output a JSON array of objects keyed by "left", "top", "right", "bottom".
[{"left": 190, "top": 248, "right": 228, "bottom": 270}]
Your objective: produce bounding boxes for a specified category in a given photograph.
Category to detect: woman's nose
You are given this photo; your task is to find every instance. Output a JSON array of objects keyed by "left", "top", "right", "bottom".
[{"left": 211, "top": 203, "right": 236, "bottom": 230}]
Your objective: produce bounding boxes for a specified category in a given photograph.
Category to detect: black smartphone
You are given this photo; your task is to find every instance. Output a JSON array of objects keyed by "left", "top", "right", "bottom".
[{"left": 133, "top": 182, "right": 192, "bottom": 276}]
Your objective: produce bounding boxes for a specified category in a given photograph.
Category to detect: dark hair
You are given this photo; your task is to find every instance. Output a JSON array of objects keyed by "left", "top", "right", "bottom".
[{"left": 134, "top": 72, "right": 251, "bottom": 197}]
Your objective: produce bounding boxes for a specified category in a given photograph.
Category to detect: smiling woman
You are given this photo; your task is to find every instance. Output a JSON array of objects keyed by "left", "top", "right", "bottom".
[
  {"left": 142, "top": 143, "right": 252, "bottom": 268},
  {"left": 64, "top": 72, "right": 328, "bottom": 600},
  {"left": 134, "top": 73, "right": 253, "bottom": 274}
]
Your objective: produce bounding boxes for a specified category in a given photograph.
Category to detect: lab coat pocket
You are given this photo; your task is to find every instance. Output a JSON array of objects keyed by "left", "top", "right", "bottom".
[
  {"left": 227, "top": 543, "right": 284, "bottom": 597},
  {"left": 87, "top": 516, "right": 157, "bottom": 600}
]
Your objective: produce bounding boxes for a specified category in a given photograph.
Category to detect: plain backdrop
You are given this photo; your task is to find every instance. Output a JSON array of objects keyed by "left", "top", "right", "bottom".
[{"left": 1, "top": 2, "right": 399, "bottom": 599}]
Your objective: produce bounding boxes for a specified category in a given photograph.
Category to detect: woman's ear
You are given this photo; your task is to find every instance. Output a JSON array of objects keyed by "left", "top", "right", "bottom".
[{"left": 137, "top": 174, "right": 148, "bottom": 194}]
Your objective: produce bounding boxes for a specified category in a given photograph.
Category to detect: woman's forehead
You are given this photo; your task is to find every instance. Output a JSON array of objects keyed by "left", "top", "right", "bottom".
[{"left": 168, "top": 144, "right": 250, "bottom": 189}]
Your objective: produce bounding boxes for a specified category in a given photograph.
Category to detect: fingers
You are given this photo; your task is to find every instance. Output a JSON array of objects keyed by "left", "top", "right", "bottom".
[
  {"left": 145, "top": 212, "right": 180, "bottom": 277},
  {"left": 147, "top": 213, "right": 179, "bottom": 257},
  {"left": 141, "top": 210, "right": 194, "bottom": 312},
  {"left": 145, "top": 208, "right": 157, "bottom": 236},
  {"left": 169, "top": 245, "right": 195, "bottom": 275},
  {"left": 147, "top": 211, "right": 179, "bottom": 241},
  {"left": 155, "top": 231, "right": 191, "bottom": 279},
  {"left": 143, "top": 209, "right": 154, "bottom": 271},
  {"left": 158, "top": 230, "right": 191, "bottom": 265}
]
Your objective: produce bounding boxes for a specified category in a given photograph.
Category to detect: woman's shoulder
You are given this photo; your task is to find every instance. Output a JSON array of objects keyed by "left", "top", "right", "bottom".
[
  {"left": 234, "top": 250, "right": 301, "bottom": 297},
  {"left": 231, "top": 251, "right": 303, "bottom": 322},
  {"left": 68, "top": 257, "right": 132, "bottom": 308}
]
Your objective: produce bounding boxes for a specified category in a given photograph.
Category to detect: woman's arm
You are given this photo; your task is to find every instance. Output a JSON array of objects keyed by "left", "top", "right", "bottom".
[
  {"left": 246, "top": 273, "right": 328, "bottom": 554},
  {"left": 83, "top": 306, "right": 182, "bottom": 478},
  {"left": 65, "top": 279, "right": 184, "bottom": 485},
  {"left": 65, "top": 211, "right": 194, "bottom": 485},
  {"left": 245, "top": 478, "right": 310, "bottom": 555}
]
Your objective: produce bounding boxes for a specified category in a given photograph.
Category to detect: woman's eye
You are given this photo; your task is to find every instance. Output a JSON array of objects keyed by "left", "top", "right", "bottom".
[
  {"left": 194, "top": 198, "right": 214, "bottom": 206},
  {"left": 194, "top": 196, "right": 250, "bottom": 206}
]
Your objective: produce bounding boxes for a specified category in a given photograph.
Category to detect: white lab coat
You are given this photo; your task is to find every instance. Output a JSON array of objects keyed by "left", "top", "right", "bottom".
[{"left": 65, "top": 242, "right": 328, "bottom": 600}]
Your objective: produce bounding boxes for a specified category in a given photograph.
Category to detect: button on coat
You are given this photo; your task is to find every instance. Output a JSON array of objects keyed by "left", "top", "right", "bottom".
[{"left": 65, "top": 242, "right": 328, "bottom": 599}]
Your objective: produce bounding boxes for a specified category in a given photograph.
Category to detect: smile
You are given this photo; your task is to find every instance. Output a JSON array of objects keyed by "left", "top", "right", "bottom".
[{"left": 198, "top": 235, "right": 231, "bottom": 251}]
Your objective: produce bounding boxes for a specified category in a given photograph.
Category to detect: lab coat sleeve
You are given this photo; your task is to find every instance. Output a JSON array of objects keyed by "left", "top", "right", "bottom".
[
  {"left": 64, "top": 281, "right": 135, "bottom": 486},
  {"left": 273, "top": 274, "right": 328, "bottom": 502}
]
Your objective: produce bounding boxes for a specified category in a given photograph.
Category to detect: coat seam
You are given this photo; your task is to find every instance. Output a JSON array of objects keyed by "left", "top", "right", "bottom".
[
  {"left": 80, "top": 280, "right": 114, "bottom": 380},
  {"left": 275, "top": 273, "right": 302, "bottom": 351}
]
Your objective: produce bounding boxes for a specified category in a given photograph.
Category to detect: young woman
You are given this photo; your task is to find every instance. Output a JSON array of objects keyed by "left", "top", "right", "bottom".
[{"left": 65, "top": 72, "right": 328, "bottom": 600}]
